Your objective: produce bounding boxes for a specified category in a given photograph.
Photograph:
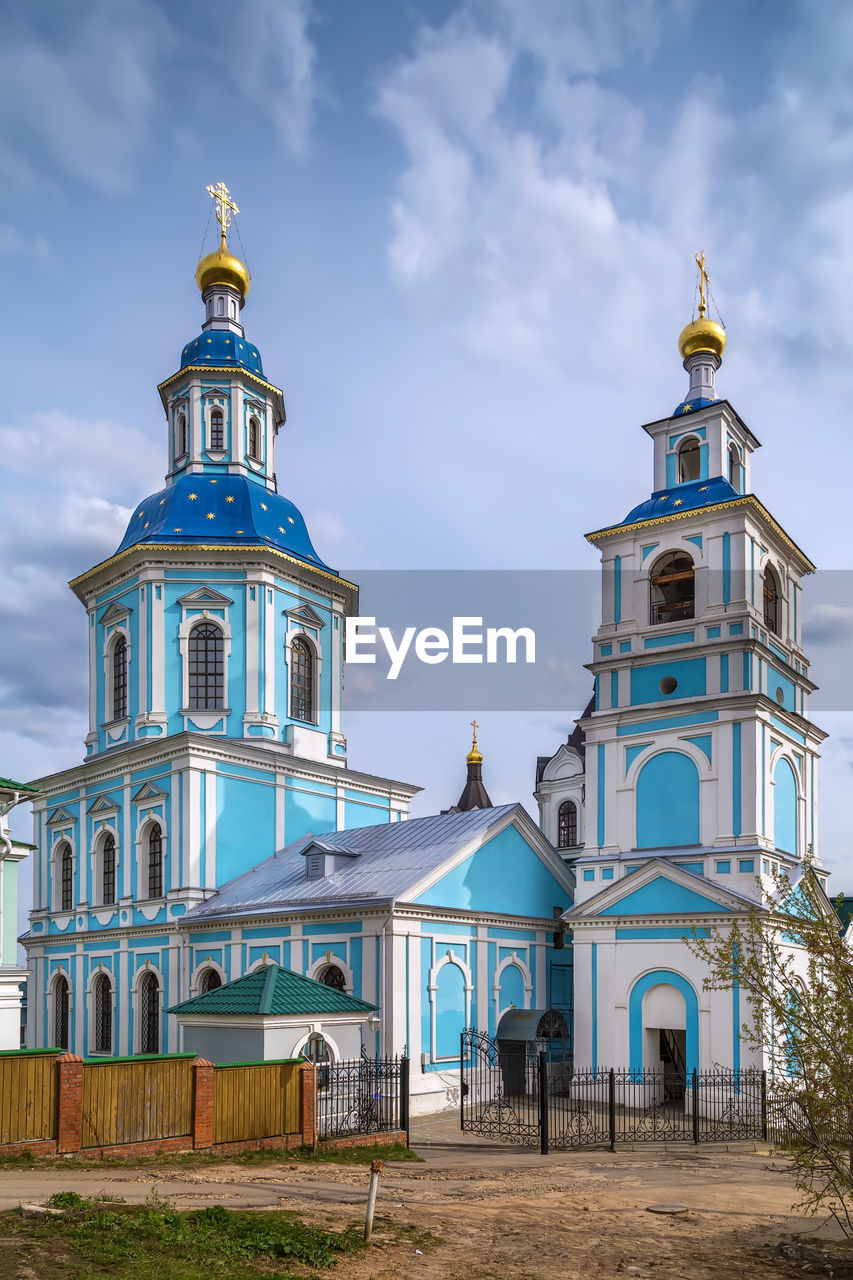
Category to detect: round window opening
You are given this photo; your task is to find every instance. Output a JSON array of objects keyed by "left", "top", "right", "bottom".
[
  {"left": 776, "top": 686, "right": 785, "bottom": 705},
  {"left": 659, "top": 676, "right": 678, "bottom": 695}
]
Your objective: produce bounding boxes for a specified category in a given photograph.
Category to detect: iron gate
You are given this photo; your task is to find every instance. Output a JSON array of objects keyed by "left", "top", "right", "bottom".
[{"left": 460, "top": 1029, "right": 769, "bottom": 1152}]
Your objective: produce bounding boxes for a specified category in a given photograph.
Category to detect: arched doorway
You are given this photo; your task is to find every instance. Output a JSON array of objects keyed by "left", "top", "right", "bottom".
[{"left": 629, "top": 971, "right": 698, "bottom": 1075}]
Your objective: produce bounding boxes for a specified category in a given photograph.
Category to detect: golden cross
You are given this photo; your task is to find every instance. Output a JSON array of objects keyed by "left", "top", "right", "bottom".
[
  {"left": 206, "top": 182, "right": 239, "bottom": 243},
  {"left": 470, "top": 719, "right": 479, "bottom": 746},
  {"left": 695, "top": 250, "right": 710, "bottom": 317}
]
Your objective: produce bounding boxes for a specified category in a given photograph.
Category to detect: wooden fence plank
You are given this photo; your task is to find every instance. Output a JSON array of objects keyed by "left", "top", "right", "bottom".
[
  {"left": 0, "top": 1053, "right": 57, "bottom": 1144},
  {"left": 81, "top": 1058, "right": 194, "bottom": 1149},
  {"left": 212, "top": 1062, "right": 301, "bottom": 1144}
]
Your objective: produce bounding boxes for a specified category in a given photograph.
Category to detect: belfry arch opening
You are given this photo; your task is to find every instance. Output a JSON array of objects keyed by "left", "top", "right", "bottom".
[
  {"left": 677, "top": 437, "right": 701, "bottom": 483},
  {"left": 650, "top": 551, "right": 695, "bottom": 626},
  {"left": 763, "top": 564, "right": 781, "bottom": 636}
]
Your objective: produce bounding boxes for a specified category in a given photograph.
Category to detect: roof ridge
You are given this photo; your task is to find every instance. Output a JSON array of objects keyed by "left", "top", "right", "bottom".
[{"left": 259, "top": 962, "right": 278, "bottom": 1015}]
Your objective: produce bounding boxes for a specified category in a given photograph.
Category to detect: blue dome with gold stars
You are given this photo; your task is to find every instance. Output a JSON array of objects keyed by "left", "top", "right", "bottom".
[
  {"left": 116, "top": 474, "right": 331, "bottom": 571},
  {"left": 623, "top": 475, "right": 740, "bottom": 526},
  {"left": 180, "top": 330, "right": 264, "bottom": 377}
]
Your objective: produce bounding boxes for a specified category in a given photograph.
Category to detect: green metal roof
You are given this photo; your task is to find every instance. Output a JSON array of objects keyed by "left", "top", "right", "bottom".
[
  {"left": 168, "top": 963, "right": 377, "bottom": 1018},
  {"left": 0, "top": 777, "right": 37, "bottom": 795}
]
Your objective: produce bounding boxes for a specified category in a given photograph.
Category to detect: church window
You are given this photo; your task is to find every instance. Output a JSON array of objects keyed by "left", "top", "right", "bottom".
[
  {"left": 102, "top": 832, "right": 116, "bottom": 905},
  {"left": 112, "top": 635, "right": 128, "bottom": 721},
  {"left": 199, "top": 967, "right": 222, "bottom": 994},
  {"left": 317, "top": 963, "right": 346, "bottom": 991},
  {"left": 177, "top": 413, "right": 187, "bottom": 457},
  {"left": 764, "top": 564, "right": 781, "bottom": 635},
  {"left": 54, "top": 975, "right": 69, "bottom": 1050},
  {"left": 677, "top": 437, "right": 701, "bottom": 483},
  {"left": 92, "top": 973, "right": 112, "bottom": 1054},
  {"left": 210, "top": 408, "right": 224, "bottom": 451},
  {"left": 139, "top": 972, "right": 160, "bottom": 1054},
  {"left": 217, "top": 297, "right": 224, "bottom": 316},
  {"left": 305, "top": 1032, "right": 331, "bottom": 1090},
  {"left": 728, "top": 443, "right": 741, "bottom": 491},
  {"left": 59, "top": 844, "right": 73, "bottom": 912},
  {"left": 290, "top": 637, "right": 314, "bottom": 722},
  {"left": 188, "top": 622, "right": 224, "bottom": 710},
  {"left": 230, "top": 300, "right": 236, "bottom": 317},
  {"left": 147, "top": 823, "right": 163, "bottom": 899},
  {"left": 557, "top": 800, "right": 578, "bottom": 848},
  {"left": 248, "top": 416, "right": 260, "bottom": 459},
  {"left": 650, "top": 551, "right": 695, "bottom": 626}
]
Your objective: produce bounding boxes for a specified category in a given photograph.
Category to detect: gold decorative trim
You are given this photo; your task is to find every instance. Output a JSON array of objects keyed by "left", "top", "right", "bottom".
[
  {"left": 586, "top": 495, "right": 815, "bottom": 573},
  {"left": 69, "top": 543, "right": 357, "bottom": 593},
  {"left": 157, "top": 365, "right": 283, "bottom": 401}
]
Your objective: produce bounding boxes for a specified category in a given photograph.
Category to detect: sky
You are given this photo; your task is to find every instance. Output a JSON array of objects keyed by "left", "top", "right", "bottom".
[{"left": 3, "top": 0, "right": 853, "bottom": 893}]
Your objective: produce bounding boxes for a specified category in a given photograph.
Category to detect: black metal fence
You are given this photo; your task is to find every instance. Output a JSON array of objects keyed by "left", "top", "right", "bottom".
[
  {"left": 317, "top": 1054, "right": 409, "bottom": 1143},
  {"left": 461, "top": 1030, "right": 774, "bottom": 1152}
]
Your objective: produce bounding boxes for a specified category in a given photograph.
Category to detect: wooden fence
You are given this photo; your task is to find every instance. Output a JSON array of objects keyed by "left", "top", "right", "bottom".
[
  {"left": 212, "top": 1060, "right": 302, "bottom": 1145},
  {"left": 0, "top": 1049, "right": 58, "bottom": 1146},
  {"left": 81, "top": 1055, "right": 195, "bottom": 1150},
  {"left": 0, "top": 1050, "right": 406, "bottom": 1158}
]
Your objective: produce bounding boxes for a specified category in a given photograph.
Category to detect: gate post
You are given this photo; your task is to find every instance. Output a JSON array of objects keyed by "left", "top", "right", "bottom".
[
  {"left": 538, "top": 1050, "right": 549, "bottom": 1156},
  {"left": 460, "top": 1032, "right": 465, "bottom": 1133},
  {"left": 608, "top": 1068, "right": 616, "bottom": 1152},
  {"left": 400, "top": 1055, "right": 410, "bottom": 1146},
  {"left": 761, "top": 1070, "right": 768, "bottom": 1142},
  {"left": 692, "top": 1068, "right": 699, "bottom": 1145}
]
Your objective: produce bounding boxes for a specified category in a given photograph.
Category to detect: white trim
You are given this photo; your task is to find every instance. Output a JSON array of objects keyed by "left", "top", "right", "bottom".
[{"left": 427, "top": 948, "right": 472, "bottom": 1063}]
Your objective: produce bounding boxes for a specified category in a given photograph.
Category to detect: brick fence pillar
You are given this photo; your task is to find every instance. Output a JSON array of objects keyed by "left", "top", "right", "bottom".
[
  {"left": 300, "top": 1062, "right": 317, "bottom": 1147},
  {"left": 192, "top": 1058, "right": 215, "bottom": 1149},
  {"left": 56, "top": 1053, "right": 84, "bottom": 1154}
]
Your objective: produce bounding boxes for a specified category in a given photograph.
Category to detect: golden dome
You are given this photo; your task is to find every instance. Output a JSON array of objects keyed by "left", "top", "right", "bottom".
[
  {"left": 466, "top": 722, "right": 483, "bottom": 765},
  {"left": 195, "top": 237, "right": 251, "bottom": 299},
  {"left": 678, "top": 316, "right": 726, "bottom": 360}
]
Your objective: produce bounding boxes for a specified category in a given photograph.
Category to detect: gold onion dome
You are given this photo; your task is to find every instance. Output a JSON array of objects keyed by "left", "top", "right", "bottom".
[
  {"left": 196, "top": 236, "right": 251, "bottom": 299},
  {"left": 466, "top": 722, "right": 483, "bottom": 765},
  {"left": 678, "top": 315, "right": 726, "bottom": 360}
]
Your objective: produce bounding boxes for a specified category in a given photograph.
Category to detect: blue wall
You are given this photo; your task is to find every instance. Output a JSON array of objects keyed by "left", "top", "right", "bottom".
[
  {"left": 636, "top": 751, "right": 700, "bottom": 848},
  {"left": 412, "top": 824, "right": 570, "bottom": 916},
  {"left": 774, "top": 757, "right": 798, "bottom": 854}
]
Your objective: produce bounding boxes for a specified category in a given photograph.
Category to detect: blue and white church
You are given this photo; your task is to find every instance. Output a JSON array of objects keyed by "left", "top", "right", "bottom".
[
  {"left": 22, "top": 188, "right": 575, "bottom": 1112},
  {"left": 537, "top": 263, "right": 828, "bottom": 1075}
]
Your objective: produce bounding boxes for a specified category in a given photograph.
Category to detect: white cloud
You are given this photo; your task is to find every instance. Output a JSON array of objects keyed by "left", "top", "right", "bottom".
[{"left": 0, "top": 411, "right": 162, "bottom": 499}]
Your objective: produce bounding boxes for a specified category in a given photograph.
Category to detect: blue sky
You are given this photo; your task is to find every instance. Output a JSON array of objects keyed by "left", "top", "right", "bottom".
[{"left": 3, "top": 0, "right": 853, "bottom": 885}]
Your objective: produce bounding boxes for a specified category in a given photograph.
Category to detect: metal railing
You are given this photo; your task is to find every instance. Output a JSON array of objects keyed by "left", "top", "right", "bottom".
[{"left": 317, "top": 1054, "right": 409, "bottom": 1143}]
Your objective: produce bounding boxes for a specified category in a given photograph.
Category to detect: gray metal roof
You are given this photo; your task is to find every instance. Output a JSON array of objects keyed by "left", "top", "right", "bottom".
[{"left": 184, "top": 803, "right": 523, "bottom": 923}]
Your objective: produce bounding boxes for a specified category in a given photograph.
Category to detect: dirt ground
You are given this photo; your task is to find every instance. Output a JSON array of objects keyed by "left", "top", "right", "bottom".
[{"left": 1, "top": 1136, "right": 853, "bottom": 1279}]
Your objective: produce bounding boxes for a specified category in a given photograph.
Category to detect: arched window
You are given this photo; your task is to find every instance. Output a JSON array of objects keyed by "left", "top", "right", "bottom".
[
  {"left": 557, "top": 800, "right": 578, "bottom": 848},
  {"left": 217, "top": 297, "right": 224, "bottom": 316},
  {"left": 188, "top": 622, "right": 224, "bottom": 710},
  {"left": 248, "top": 416, "right": 260, "bottom": 459},
  {"left": 290, "top": 637, "right": 314, "bottom": 722},
  {"left": 774, "top": 757, "right": 798, "bottom": 854},
  {"left": 59, "top": 843, "right": 73, "bottom": 912},
  {"left": 177, "top": 413, "right": 187, "bottom": 457},
  {"left": 650, "top": 551, "right": 695, "bottom": 626},
  {"left": 764, "top": 564, "right": 780, "bottom": 636},
  {"left": 199, "top": 967, "right": 222, "bottom": 994},
  {"left": 636, "top": 751, "right": 700, "bottom": 848},
  {"left": 102, "top": 833, "right": 116, "bottom": 906},
  {"left": 305, "top": 1032, "right": 331, "bottom": 1090},
  {"left": 112, "top": 635, "right": 127, "bottom": 721},
  {"left": 54, "top": 975, "right": 69, "bottom": 1050},
  {"left": 139, "top": 971, "right": 160, "bottom": 1054},
  {"left": 677, "top": 437, "right": 701, "bottom": 483},
  {"left": 147, "top": 824, "right": 163, "bottom": 899},
  {"left": 317, "top": 963, "right": 346, "bottom": 991},
  {"left": 728, "top": 443, "right": 741, "bottom": 491},
  {"left": 209, "top": 407, "right": 224, "bottom": 451},
  {"left": 92, "top": 973, "right": 112, "bottom": 1054}
]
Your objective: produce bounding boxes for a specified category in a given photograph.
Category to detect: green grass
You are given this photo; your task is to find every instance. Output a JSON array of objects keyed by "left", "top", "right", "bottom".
[
  {"left": 0, "top": 1139, "right": 421, "bottom": 1171},
  {"left": 9, "top": 1194, "right": 366, "bottom": 1279}
]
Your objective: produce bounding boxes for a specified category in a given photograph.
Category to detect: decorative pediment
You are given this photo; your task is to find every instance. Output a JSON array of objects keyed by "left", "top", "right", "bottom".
[
  {"left": 177, "top": 586, "right": 234, "bottom": 608},
  {"left": 202, "top": 386, "right": 228, "bottom": 399},
  {"left": 98, "top": 601, "right": 132, "bottom": 626},
  {"left": 86, "top": 794, "right": 119, "bottom": 817},
  {"left": 47, "top": 806, "right": 75, "bottom": 827},
  {"left": 567, "top": 858, "right": 755, "bottom": 921},
  {"left": 132, "top": 782, "right": 168, "bottom": 806},
  {"left": 244, "top": 396, "right": 265, "bottom": 412},
  {"left": 285, "top": 603, "right": 326, "bottom": 630},
  {"left": 539, "top": 743, "right": 584, "bottom": 784}
]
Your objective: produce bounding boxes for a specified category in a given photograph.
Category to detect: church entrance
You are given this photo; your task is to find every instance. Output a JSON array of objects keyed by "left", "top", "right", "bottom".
[{"left": 659, "top": 1028, "right": 686, "bottom": 1102}]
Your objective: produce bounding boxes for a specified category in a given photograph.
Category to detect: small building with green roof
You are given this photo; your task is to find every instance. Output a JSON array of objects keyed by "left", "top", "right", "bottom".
[
  {"left": 0, "top": 777, "right": 37, "bottom": 1050},
  {"left": 169, "top": 961, "right": 378, "bottom": 1064}
]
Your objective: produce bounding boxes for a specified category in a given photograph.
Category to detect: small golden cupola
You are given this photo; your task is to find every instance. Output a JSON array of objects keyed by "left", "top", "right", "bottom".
[
  {"left": 195, "top": 182, "right": 251, "bottom": 325},
  {"left": 455, "top": 721, "right": 492, "bottom": 812},
  {"left": 675, "top": 251, "right": 726, "bottom": 413}
]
